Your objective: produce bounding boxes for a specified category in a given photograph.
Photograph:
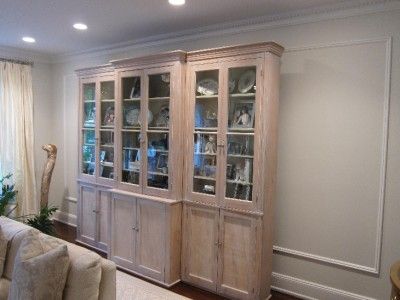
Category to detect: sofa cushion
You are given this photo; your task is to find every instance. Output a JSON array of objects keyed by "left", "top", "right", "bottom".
[
  {"left": 62, "top": 243, "right": 102, "bottom": 300},
  {"left": 0, "top": 226, "right": 7, "bottom": 276},
  {"left": 8, "top": 233, "right": 70, "bottom": 300}
]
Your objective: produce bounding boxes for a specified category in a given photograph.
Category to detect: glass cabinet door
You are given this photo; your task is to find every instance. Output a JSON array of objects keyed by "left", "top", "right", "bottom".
[
  {"left": 98, "top": 80, "right": 115, "bottom": 180},
  {"left": 192, "top": 69, "right": 219, "bottom": 197},
  {"left": 146, "top": 72, "right": 171, "bottom": 190},
  {"left": 82, "top": 82, "right": 96, "bottom": 176},
  {"left": 120, "top": 75, "right": 142, "bottom": 186},
  {"left": 224, "top": 66, "right": 257, "bottom": 202}
]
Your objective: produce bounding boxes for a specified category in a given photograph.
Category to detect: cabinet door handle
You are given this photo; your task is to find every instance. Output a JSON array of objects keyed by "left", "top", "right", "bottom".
[
  {"left": 92, "top": 210, "right": 98, "bottom": 214},
  {"left": 132, "top": 227, "right": 139, "bottom": 231}
]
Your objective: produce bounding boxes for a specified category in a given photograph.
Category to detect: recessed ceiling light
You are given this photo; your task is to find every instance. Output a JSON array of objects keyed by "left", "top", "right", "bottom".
[
  {"left": 168, "top": 0, "right": 185, "bottom": 6},
  {"left": 22, "top": 36, "right": 36, "bottom": 43},
  {"left": 73, "top": 23, "right": 88, "bottom": 30}
]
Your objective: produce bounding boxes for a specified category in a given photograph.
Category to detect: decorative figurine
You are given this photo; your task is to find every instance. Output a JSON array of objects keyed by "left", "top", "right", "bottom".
[
  {"left": 204, "top": 136, "right": 217, "bottom": 154},
  {"left": 235, "top": 106, "right": 251, "bottom": 127},
  {"left": 40, "top": 144, "right": 57, "bottom": 208},
  {"left": 104, "top": 106, "right": 115, "bottom": 126}
]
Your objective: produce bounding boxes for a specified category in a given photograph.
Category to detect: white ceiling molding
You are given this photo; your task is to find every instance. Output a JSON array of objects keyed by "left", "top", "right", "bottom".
[
  {"left": 52, "top": 0, "right": 400, "bottom": 64},
  {"left": 0, "top": 45, "right": 52, "bottom": 64}
]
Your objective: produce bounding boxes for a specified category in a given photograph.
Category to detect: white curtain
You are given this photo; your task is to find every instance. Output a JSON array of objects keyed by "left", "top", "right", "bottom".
[{"left": 0, "top": 61, "right": 37, "bottom": 216}]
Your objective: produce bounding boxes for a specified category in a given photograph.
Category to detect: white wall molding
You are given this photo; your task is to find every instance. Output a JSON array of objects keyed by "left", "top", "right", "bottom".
[
  {"left": 0, "top": 45, "right": 52, "bottom": 64},
  {"left": 52, "top": 0, "right": 400, "bottom": 63},
  {"left": 272, "top": 272, "right": 376, "bottom": 300},
  {"left": 273, "top": 37, "right": 392, "bottom": 275},
  {"left": 52, "top": 210, "right": 77, "bottom": 227}
]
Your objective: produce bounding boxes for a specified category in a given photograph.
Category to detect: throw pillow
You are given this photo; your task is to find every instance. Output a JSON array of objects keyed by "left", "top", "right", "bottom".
[
  {"left": 8, "top": 233, "right": 70, "bottom": 300},
  {"left": 0, "top": 225, "right": 7, "bottom": 276}
]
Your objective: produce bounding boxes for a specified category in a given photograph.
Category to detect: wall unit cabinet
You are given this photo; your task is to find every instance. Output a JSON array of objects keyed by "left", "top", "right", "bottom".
[
  {"left": 109, "top": 191, "right": 181, "bottom": 286},
  {"left": 76, "top": 52, "right": 185, "bottom": 286},
  {"left": 76, "top": 42, "right": 283, "bottom": 297},
  {"left": 183, "top": 42, "right": 283, "bottom": 299},
  {"left": 76, "top": 182, "right": 111, "bottom": 252}
]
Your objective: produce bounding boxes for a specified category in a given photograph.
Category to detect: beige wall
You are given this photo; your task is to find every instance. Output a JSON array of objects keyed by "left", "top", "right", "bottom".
[{"left": 45, "top": 5, "right": 400, "bottom": 300}]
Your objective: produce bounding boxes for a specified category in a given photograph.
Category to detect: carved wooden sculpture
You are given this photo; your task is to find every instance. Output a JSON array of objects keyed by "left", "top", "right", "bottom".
[{"left": 40, "top": 144, "right": 57, "bottom": 208}]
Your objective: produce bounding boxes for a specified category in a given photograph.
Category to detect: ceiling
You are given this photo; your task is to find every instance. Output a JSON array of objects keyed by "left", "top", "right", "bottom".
[{"left": 0, "top": 0, "right": 384, "bottom": 55}]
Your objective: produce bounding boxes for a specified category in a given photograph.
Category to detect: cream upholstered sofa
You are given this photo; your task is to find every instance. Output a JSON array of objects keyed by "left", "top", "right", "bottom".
[{"left": 0, "top": 217, "right": 116, "bottom": 300}]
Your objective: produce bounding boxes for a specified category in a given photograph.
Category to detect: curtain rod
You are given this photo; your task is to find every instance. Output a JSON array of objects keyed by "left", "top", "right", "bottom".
[{"left": 0, "top": 57, "right": 33, "bottom": 66}]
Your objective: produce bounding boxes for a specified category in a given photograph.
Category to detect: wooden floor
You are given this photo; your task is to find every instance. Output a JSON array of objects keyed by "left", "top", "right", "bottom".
[{"left": 54, "top": 221, "right": 298, "bottom": 300}]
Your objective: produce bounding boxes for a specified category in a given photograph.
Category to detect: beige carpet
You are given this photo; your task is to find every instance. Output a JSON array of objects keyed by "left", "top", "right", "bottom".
[{"left": 116, "top": 271, "right": 190, "bottom": 300}]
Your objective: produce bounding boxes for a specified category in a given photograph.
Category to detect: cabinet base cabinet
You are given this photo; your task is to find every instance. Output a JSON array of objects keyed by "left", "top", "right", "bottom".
[
  {"left": 76, "top": 183, "right": 111, "bottom": 253},
  {"left": 182, "top": 203, "right": 264, "bottom": 300},
  {"left": 110, "top": 192, "right": 182, "bottom": 286}
]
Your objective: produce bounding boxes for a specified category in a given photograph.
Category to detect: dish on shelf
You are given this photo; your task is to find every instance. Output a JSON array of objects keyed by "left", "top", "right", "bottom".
[
  {"left": 155, "top": 105, "right": 169, "bottom": 127},
  {"left": 197, "top": 78, "right": 218, "bottom": 96},
  {"left": 125, "top": 108, "right": 140, "bottom": 126},
  {"left": 238, "top": 70, "right": 256, "bottom": 93}
]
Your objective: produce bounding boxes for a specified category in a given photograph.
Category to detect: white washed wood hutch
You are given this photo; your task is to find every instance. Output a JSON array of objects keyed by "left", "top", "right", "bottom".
[{"left": 76, "top": 42, "right": 284, "bottom": 299}]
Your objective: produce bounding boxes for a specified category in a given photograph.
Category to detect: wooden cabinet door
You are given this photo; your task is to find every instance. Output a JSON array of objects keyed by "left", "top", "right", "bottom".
[
  {"left": 97, "top": 189, "right": 110, "bottom": 251},
  {"left": 78, "top": 184, "right": 97, "bottom": 246},
  {"left": 135, "top": 198, "right": 166, "bottom": 281},
  {"left": 217, "top": 210, "right": 259, "bottom": 299},
  {"left": 110, "top": 194, "right": 136, "bottom": 270},
  {"left": 182, "top": 204, "right": 219, "bottom": 292}
]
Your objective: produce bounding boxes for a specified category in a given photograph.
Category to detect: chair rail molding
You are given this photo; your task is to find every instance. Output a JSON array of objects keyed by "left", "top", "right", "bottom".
[{"left": 273, "top": 36, "right": 392, "bottom": 275}]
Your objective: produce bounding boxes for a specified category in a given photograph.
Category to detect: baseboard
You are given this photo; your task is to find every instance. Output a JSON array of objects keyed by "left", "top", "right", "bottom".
[
  {"left": 52, "top": 210, "right": 77, "bottom": 227},
  {"left": 271, "top": 272, "right": 376, "bottom": 300}
]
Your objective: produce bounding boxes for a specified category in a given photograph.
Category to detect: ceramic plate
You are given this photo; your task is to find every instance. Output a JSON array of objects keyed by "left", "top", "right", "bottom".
[
  {"left": 238, "top": 70, "right": 256, "bottom": 93},
  {"left": 197, "top": 78, "right": 218, "bottom": 96},
  {"left": 126, "top": 108, "right": 140, "bottom": 126}
]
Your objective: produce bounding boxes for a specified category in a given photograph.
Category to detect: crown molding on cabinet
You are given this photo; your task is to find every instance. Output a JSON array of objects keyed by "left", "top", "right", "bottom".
[
  {"left": 111, "top": 50, "right": 186, "bottom": 69},
  {"left": 52, "top": 0, "right": 400, "bottom": 64},
  {"left": 75, "top": 64, "right": 114, "bottom": 76},
  {"left": 187, "top": 42, "right": 284, "bottom": 62}
]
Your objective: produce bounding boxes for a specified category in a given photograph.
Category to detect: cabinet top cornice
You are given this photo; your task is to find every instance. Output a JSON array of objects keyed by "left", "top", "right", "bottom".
[
  {"left": 110, "top": 50, "right": 186, "bottom": 68},
  {"left": 75, "top": 64, "right": 114, "bottom": 76},
  {"left": 187, "top": 41, "right": 284, "bottom": 62}
]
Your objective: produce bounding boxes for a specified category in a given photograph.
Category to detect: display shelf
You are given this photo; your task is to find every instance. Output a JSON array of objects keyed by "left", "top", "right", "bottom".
[
  {"left": 194, "top": 127, "right": 218, "bottom": 131},
  {"left": 123, "top": 147, "right": 140, "bottom": 150},
  {"left": 84, "top": 100, "right": 95, "bottom": 103},
  {"left": 229, "top": 93, "right": 255, "bottom": 98},
  {"left": 227, "top": 154, "right": 253, "bottom": 159},
  {"left": 101, "top": 99, "right": 115, "bottom": 102},
  {"left": 148, "top": 171, "right": 169, "bottom": 177},
  {"left": 100, "top": 144, "right": 114, "bottom": 148},
  {"left": 149, "top": 97, "right": 170, "bottom": 101},
  {"left": 123, "top": 98, "right": 141, "bottom": 102},
  {"left": 193, "top": 175, "right": 216, "bottom": 181},
  {"left": 227, "top": 129, "right": 254, "bottom": 134},
  {"left": 148, "top": 126, "right": 169, "bottom": 130},
  {"left": 196, "top": 95, "right": 218, "bottom": 99},
  {"left": 194, "top": 152, "right": 216, "bottom": 156},
  {"left": 226, "top": 180, "right": 253, "bottom": 185},
  {"left": 101, "top": 162, "right": 114, "bottom": 166},
  {"left": 122, "top": 168, "right": 140, "bottom": 173},
  {"left": 84, "top": 143, "right": 96, "bottom": 146},
  {"left": 147, "top": 129, "right": 169, "bottom": 134},
  {"left": 101, "top": 125, "right": 114, "bottom": 129},
  {"left": 99, "top": 128, "right": 114, "bottom": 132}
]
